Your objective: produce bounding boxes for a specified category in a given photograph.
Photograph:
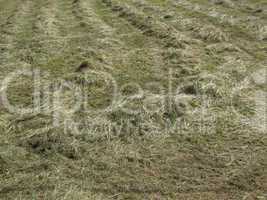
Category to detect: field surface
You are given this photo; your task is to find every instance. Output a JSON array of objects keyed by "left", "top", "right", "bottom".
[{"left": 0, "top": 0, "right": 266, "bottom": 199}]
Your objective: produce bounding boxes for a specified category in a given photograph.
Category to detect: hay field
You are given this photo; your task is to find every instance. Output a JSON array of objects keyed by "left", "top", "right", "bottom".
[{"left": 0, "top": 0, "right": 266, "bottom": 199}]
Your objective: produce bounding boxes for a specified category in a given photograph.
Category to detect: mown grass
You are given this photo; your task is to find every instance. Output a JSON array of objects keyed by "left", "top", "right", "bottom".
[{"left": 0, "top": 0, "right": 266, "bottom": 199}]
